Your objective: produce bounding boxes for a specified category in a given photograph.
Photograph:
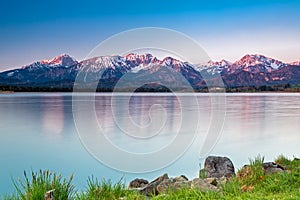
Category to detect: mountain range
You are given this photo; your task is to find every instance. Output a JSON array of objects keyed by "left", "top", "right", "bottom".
[{"left": 0, "top": 53, "right": 299, "bottom": 92}]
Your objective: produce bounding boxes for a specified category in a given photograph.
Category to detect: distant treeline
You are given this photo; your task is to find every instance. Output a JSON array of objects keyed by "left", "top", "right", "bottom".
[
  {"left": 225, "top": 84, "right": 300, "bottom": 93},
  {"left": 0, "top": 84, "right": 299, "bottom": 93}
]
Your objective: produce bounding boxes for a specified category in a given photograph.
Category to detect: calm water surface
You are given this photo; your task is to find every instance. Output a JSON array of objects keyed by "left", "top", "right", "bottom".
[{"left": 0, "top": 93, "right": 299, "bottom": 195}]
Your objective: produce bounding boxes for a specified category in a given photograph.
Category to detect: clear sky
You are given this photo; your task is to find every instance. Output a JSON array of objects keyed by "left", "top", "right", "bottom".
[{"left": 1, "top": 0, "right": 300, "bottom": 71}]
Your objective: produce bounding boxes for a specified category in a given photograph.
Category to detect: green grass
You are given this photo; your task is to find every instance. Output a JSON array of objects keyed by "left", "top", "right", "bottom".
[
  {"left": 2, "top": 155, "right": 300, "bottom": 199},
  {"left": 12, "top": 170, "right": 75, "bottom": 200},
  {"left": 76, "top": 177, "right": 142, "bottom": 200}
]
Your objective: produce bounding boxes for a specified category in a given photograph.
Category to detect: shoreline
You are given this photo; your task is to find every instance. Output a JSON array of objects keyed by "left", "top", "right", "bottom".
[
  {"left": 2, "top": 155, "right": 299, "bottom": 199},
  {"left": 0, "top": 90, "right": 14, "bottom": 94},
  {"left": 0, "top": 90, "right": 300, "bottom": 93}
]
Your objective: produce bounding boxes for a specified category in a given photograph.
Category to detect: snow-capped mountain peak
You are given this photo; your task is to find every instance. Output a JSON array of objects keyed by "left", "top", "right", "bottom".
[
  {"left": 21, "top": 54, "right": 78, "bottom": 70},
  {"left": 207, "top": 59, "right": 232, "bottom": 68},
  {"left": 195, "top": 54, "right": 290, "bottom": 75},
  {"left": 233, "top": 54, "right": 286, "bottom": 72},
  {"left": 40, "top": 54, "right": 78, "bottom": 67},
  {"left": 161, "top": 56, "right": 184, "bottom": 67},
  {"left": 78, "top": 55, "right": 128, "bottom": 73},
  {"left": 194, "top": 59, "right": 232, "bottom": 75},
  {"left": 125, "top": 53, "right": 160, "bottom": 73},
  {"left": 95, "top": 56, "right": 125, "bottom": 67},
  {"left": 125, "top": 53, "right": 157, "bottom": 65}
]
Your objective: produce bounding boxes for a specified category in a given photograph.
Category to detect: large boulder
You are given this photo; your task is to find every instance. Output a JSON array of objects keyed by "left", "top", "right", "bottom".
[{"left": 200, "top": 156, "right": 235, "bottom": 178}]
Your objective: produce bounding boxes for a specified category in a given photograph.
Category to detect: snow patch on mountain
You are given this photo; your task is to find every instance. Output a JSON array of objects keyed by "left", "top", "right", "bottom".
[{"left": 7, "top": 72, "right": 14, "bottom": 76}]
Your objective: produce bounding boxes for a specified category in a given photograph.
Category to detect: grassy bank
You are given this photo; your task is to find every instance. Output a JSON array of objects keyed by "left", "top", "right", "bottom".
[{"left": 2, "top": 155, "right": 300, "bottom": 200}]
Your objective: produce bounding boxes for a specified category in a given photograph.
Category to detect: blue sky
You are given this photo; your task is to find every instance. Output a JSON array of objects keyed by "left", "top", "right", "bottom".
[{"left": 1, "top": 0, "right": 300, "bottom": 70}]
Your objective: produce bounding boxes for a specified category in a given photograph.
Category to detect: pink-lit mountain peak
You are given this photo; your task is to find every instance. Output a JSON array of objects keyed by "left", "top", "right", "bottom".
[
  {"left": 234, "top": 54, "right": 285, "bottom": 69},
  {"left": 124, "top": 53, "right": 185, "bottom": 66},
  {"left": 161, "top": 56, "right": 185, "bottom": 67},
  {"left": 126, "top": 53, "right": 153, "bottom": 59},
  {"left": 125, "top": 53, "right": 159, "bottom": 65},
  {"left": 207, "top": 59, "right": 232, "bottom": 67},
  {"left": 40, "top": 54, "right": 77, "bottom": 66},
  {"left": 197, "top": 54, "right": 292, "bottom": 75},
  {"left": 21, "top": 54, "right": 78, "bottom": 70},
  {"left": 124, "top": 53, "right": 149, "bottom": 65}
]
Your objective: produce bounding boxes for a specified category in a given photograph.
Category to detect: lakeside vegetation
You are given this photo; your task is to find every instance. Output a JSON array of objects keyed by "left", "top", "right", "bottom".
[
  {"left": 1, "top": 155, "right": 300, "bottom": 199},
  {"left": 0, "top": 84, "right": 300, "bottom": 93}
]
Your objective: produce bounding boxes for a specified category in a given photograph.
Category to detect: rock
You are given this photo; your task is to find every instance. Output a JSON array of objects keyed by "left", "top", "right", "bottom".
[
  {"left": 128, "top": 178, "right": 149, "bottom": 189},
  {"left": 157, "top": 176, "right": 220, "bottom": 194},
  {"left": 204, "top": 177, "right": 218, "bottom": 186},
  {"left": 189, "top": 178, "right": 219, "bottom": 192},
  {"left": 156, "top": 178, "right": 177, "bottom": 194},
  {"left": 201, "top": 156, "right": 235, "bottom": 178},
  {"left": 44, "top": 189, "right": 55, "bottom": 200},
  {"left": 238, "top": 162, "right": 285, "bottom": 180},
  {"left": 139, "top": 173, "right": 169, "bottom": 196},
  {"left": 175, "top": 175, "right": 188, "bottom": 182},
  {"left": 263, "top": 162, "right": 285, "bottom": 174},
  {"left": 217, "top": 176, "right": 228, "bottom": 185},
  {"left": 131, "top": 173, "right": 220, "bottom": 196},
  {"left": 173, "top": 180, "right": 190, "bottom": 189},
  {"left": 157, "top": 177, "right": 189, "bottom": 194}
]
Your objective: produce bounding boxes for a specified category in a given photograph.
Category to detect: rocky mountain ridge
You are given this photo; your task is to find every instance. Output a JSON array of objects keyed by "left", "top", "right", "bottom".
[{"left": 0, "top": 53, "right": 299, "bottom": 91}]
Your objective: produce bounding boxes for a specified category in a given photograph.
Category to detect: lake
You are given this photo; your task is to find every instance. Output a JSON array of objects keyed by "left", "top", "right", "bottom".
[{"left": 0, "top": 93, "right": 300, "bottom": 195}]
